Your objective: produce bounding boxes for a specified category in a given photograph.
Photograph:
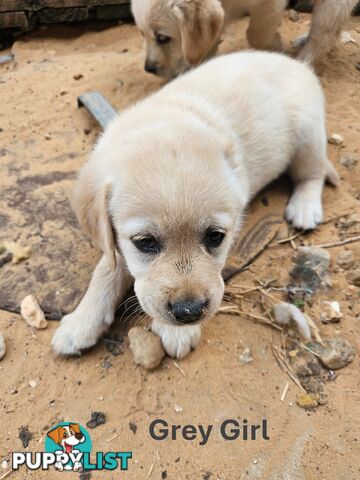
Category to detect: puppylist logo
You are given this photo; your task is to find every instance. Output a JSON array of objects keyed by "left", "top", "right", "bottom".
[{"left": 12, "top": 421, "right": 132, "bottom": 473}]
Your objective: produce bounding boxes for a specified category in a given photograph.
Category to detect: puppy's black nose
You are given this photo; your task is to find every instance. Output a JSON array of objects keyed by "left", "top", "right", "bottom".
[
  {"left": 168, "top": 298, "right": 208, "bottom": 324},
  {"left": 144, "top": 61, "right": 158, "bottom": 74},
  {"left": 75, "top": 433, "right": 83, "bottom": 440}
]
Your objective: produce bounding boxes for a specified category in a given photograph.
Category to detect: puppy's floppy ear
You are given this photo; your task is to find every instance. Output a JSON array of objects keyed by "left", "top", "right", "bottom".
[
  {"left": 173, "top": 0, "right": 224, "bottom": 66},
  {"left": 47, "top": 427, "right": 62, "bottom": 445},
  {"left": 71, "top": 166, "right": 117, "bottom": 270}
]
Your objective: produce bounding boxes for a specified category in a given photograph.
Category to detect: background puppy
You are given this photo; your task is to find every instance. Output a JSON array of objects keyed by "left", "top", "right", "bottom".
[
  {"left": 295, "top": 0, "right": 358, "bottom": 64},
  {"left": 132, "top": 0, "right": 286, "bottom": 78},
  {"left": 52, "top": 51, "right": 338, "bottom": 360},
  {"left": 131, "top": 0, "right": 357, "bottom": 78}
]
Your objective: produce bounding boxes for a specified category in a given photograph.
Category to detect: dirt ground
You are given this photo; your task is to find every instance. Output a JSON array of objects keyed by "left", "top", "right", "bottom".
[{"left": 1, "top": 12, "right": 360, "bottom": 480}]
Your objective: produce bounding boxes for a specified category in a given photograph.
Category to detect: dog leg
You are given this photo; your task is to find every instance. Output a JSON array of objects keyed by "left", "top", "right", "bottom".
[
  {"left": 297, "top": 0, "right": 358, "bottom": 64},
  {"left": 151, "top": 320, "right": 201, "bottom": 359},
  {"left": 247, "top": 0, "right": 286, "bottom": 51},
  {"left": 52, "top": 254, "right": 132, "bottom": 355},
  {"left": 286, "top": 130, "right": 338, "bottom": 230}
]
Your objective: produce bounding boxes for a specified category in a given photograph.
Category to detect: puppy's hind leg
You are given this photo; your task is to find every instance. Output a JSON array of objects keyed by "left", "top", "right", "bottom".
[
  {"left": 297, "top": 0, "right": 358, "bottom": 64},
  {"left": 285, "top": 128, "right": 339, "bottom": 231},
  {"left": 247, "top": 0, "right": 287, "bottom": 51},
  {"left": 52, "top": 254, "right": 132, "bottom": 355}
]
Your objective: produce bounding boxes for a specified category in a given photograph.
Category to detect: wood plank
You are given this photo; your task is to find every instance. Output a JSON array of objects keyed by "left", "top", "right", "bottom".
[
  {"left": 0, "top": 11, "right": 28, "bottom": 28},
  {"left": 31, "top": 7, "right": 89, "bottom": 24},
  {"left": 0, "top": 0, "right": 130, "bottom": 13}
]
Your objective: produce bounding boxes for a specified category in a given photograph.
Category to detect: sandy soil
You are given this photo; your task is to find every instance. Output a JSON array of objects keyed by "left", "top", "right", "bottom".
[{"left": 0, "top": 12, "right": 360, "bottom": 480}]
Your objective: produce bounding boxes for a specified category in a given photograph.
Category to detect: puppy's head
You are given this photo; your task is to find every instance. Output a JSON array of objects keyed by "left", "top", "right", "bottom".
[
  {"left": 132, "top": 0, "right": 224, "bottom": 79},
  {"left": 73, "top": 129, "right": 244, "bottom": 327}
]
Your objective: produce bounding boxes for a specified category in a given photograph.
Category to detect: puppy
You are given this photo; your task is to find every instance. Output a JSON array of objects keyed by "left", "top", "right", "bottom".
[
  {"left": 295, "top": 0, "right": 358, "bottom": 64},
  {"left": 131, "top": 0, "right": 357, "bottom": 78},
  {"left": 52, "top": 51, "right": 338, "bottom": 360},
  {"left": 132, "top": 0, "right": 286, "bottom": 78}
]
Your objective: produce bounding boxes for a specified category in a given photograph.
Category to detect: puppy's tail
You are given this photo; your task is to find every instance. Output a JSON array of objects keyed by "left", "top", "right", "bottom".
[{"left": 326, "top": 160, "right": 340, "bottom": 186}]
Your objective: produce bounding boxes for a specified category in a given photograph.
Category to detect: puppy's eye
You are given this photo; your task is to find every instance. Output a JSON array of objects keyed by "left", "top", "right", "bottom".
[
  {"left": 203, "top": 228, "right": 226, "bottom": 251},
  {"left": 156, "top": 34, "right": 171, "bottom": 45},
  {"left": 132, "top": 235, "right": 162, "bottom": 254},
  {"left": 63, "top": 432, "right": 68, "bottom": 438}
]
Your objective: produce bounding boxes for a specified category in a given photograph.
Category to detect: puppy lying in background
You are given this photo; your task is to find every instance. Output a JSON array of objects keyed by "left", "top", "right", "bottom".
[
  {"left": 131, "top": 0, "right": 358, "bottom": 78},
  {"left": 52, "top": 51, "right": 338, "bottom": 360}
]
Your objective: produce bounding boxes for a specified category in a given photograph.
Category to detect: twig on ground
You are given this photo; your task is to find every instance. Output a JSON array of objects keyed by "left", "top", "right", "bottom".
[
  {"left": 271, "top": 345, "right": 305, "bottom": 391},
  {"left": 275, "top": 232, "right": 302, "bottom": 245},
  {"left": 280, "top": 381, "right": 289, "bottom": 402},
  {"left": 314, "top": 235, "right": 360, "bottom": 249},
  {"left": 173, "top": 361, "right": 187, "bottom": 377}
]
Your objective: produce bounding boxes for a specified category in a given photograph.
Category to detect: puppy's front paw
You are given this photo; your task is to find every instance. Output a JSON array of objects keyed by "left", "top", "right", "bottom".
[
  {"left": 151, "top": 321, "right": 201, "bottom": 359},
  {"left": 51, "top": 308, "right": 113, "bottom": 356},
  {"left": 286, "top": 196, "right": 323, "bottom": 231}
]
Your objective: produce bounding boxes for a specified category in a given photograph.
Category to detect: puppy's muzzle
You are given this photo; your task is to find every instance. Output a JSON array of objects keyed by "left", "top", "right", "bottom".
[
  {"left": 144, "top": 60, "right": 159, "bottom": 75},
  {"left": 168, "top": 298, "right": 209, "bottom": 324}
]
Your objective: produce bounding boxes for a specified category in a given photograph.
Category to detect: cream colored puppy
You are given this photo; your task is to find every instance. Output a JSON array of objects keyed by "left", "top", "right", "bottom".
[
  {"left": 131, "top": 0, "right": 358, "bottom": 78},
  {"left": 132, "top": 0, "right": 286, "bottom": 78},
  {"left": 52, "top": 51, "right": 338, "bottom": 359}
]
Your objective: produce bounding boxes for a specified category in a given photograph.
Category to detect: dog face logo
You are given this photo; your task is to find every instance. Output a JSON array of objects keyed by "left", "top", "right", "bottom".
[
  {"left": 47, "top": 424, "right": 85, "bottom": 454},
  {"left": 45, "top": 422, "right": 91, "bottom": 472}
]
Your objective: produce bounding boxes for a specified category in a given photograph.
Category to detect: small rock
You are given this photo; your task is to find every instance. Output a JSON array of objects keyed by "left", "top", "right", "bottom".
[
  {"left": 296, "top": 393, "right": 319, "bottom": 409},
  {"left": 73, "top": 73, "right": 83, "bottom": 80},
  {"left": 2, "top": 241, "right": 31, "bottom": 264},
  {"left": 340, "top": 153, "right": 359, "bottom": 170},
  {"left": 20, "top": 295, "right": 48, "bottom": 329},
  {"left": 0, "top": 333, "right": 6, "bottom": 360},
  {"left": 356, "top": 62, "right": 360, "bottom": 71},
  {"left": 317, "top": 338, "right": 356, "bottom": 369},
  {"left": 239, "top": 347, "right": 253, "bottom": 364},
  {"left": 290, "top": 246, "right": 330, "bottom": 295},
  {"left": 288, "top": 9, "right": 300, "bottom": 21},
  {"left": 161, "top": 471, "right": 168, "bottom": 479},
  {"left": 320, "top": 301, "right": 343, "bottom": 324},
  {"left": 347, "top": 269, "right": 360, "bottom": 286},
  {"left": 340, "top": 31, "right": 356, "bottom": 44},
  {"left": 0, "top": 251, "right": 12, "bottom": 267},
  {"left": 273, "top": 302, "right": 311, "bottom": 341},
  {"left": 29, "top": 380, "right": 37, "bottom": 389},
  {"left": 336, "top": 250, "right": 355, "bottom": 270},
  {"left": 19, "top": 426, "right": 33, "bottom": 448},
  {"left": 79, "top": 472, "right": 92, "bottom": 480},
  {"left": 174, "top": 404, "right": 183, "bottom": 412},
  {"left": 86, "top": 411, "right": 106, "bottom": 429},
  {"left": 1, "top": 460, "right": 8, "bottom": 470},
  {"left": 128, "top": 327, "right": 165, "bottom": 369},
  {"left": 129, "top": 422, "right": 137, "bottom": 434},
  {"left": 328, "top": 133, "right": 343, "bottom": 146}
]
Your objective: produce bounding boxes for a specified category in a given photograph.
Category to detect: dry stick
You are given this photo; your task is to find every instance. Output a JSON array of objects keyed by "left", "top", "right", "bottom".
[
  {"left": 280, "top": 381, "right": 290, "bottom": 402},
  {"left": 173, "top": 361, "right": 187, "bottom": 377},
  {"left": 0, "top": 470, "right": 13, "bottom": 480},
  {"left": 275, "top": 232, "right": 302, "bottom": 244},
  {"left": 271, "top": 345, "right": 305, "bottom": 391},
  {"left": 314, "top": 235, "right": 360, "bottom": 249}
]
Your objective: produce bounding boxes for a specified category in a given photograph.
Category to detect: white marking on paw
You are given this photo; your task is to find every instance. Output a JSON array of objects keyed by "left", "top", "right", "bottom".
[{"left": 151, "top": 321, "right": 201, "bottom": 359}]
